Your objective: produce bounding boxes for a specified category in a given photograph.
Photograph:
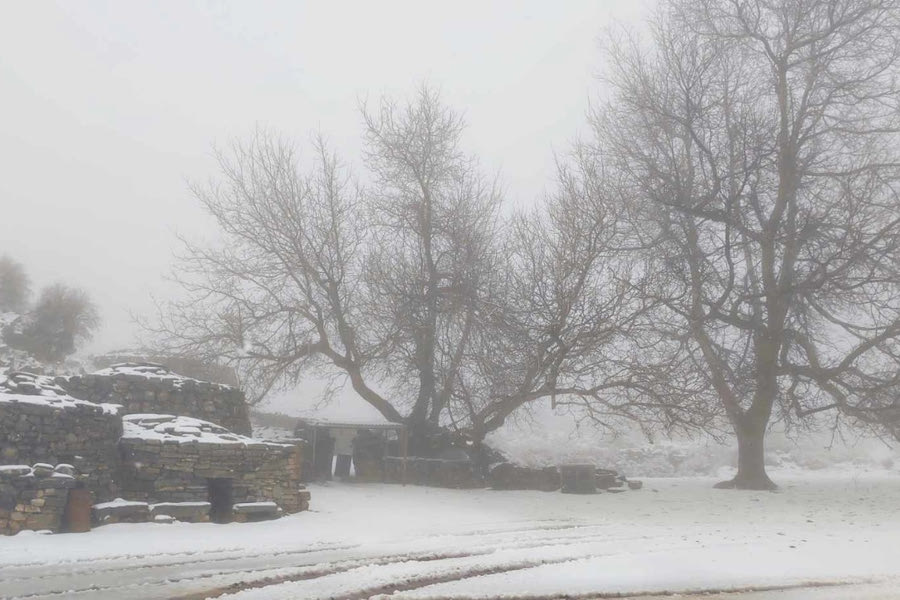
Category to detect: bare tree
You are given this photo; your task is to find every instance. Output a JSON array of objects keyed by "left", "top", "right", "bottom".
[
  {"left": 152, "top": 88, "right": 510, "bottom": 453},
  {"left": 593, "top": 0, "right": 900, "bottom": 488},
  {"left": 153, "top": 86, "right": 663, "bottom": 456},
  {"left": 357, "top": 87, "right": 507, "bottom": 452},
  {"left": 448, "top": 147, "right": 719, "bottom": 446}
]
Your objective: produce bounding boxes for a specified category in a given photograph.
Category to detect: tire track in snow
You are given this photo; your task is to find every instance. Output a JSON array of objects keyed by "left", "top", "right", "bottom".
[
  {"left": 0, "top": 542, "right": 355, "bottom": 584},
  {"left": 3, "top": 523, "right": 654, "bottom": 600},
  {"left": 0, "top": 520, "right": 576, "bottom": 571},
  {"left": 0, "top": 521, "right": 590, "bottom": 588},
  {"left": 173, "top": 535, "right": 708, "bottom": 599},
  {"left": 3, "top": 520, "right": 718, "bottom": 600}
]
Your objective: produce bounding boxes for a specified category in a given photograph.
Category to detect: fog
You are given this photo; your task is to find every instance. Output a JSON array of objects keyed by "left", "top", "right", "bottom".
[
  {"left": 3, "top": 3, "right": 900, "bottom": 597},
  {"left": 0, "top": 0, "right": 649, "bottom": 358}
]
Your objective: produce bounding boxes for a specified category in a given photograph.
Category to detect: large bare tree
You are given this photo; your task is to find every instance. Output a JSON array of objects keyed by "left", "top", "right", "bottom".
[
  {"left": 154, "top": 88, "right": 504, "bottom": 453},
  {"left": 453, "top": 149, "right": 717, "bottom": 446},
  {"left": 153, "top": 86, "right": 663, "bottom": 456},
  {"left": 592, "top": 0, "right": 900, "bottom": 488}
]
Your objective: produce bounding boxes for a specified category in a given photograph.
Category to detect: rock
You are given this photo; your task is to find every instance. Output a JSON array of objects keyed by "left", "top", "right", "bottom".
[
  {"left": 560, "top": 464, "right": 598, "bottom": 494},
  {"left": 153, "top": 514, "right": 175, "bottom": 523},
  {"left": 149, "top": 501, "right": 211, "bottom": 521},
  {"left": 627, "top": 480, "right": 643, "bottom": 490},
  {"left": 54, "top": 464, "right": 76, "bottom": 477},
  {"left": 31, "top": 464, "right": 54, "bottom": 478},
  {"left": 596, "top": 472, "right": 619, "bottom": 490},
  {"left": 0, "top": 466, "right": 32, "bottom": 479},
  {"left": 92, "top": 499, "right": 150, "bottom": 524},
  {"left": 232, "top": 502, "right": 280, "bottom": 520}
]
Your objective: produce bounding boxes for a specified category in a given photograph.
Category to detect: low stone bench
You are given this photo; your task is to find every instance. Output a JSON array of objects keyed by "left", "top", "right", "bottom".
[
  {"left": 92, "top": 499, "right": 150, "bottom": 524},
  {"left": 149, "top": 501, "right": 210, "bottom": 522},
  {"left": 231, "top": 501, "right": 280, "bottom": 522}
]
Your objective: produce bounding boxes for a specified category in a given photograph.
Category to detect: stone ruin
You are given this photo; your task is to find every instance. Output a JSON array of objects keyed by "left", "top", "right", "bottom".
[
  {"left": 118, "top": 414, "right": 307, "bottom": 518},
  {"left": 62, "top": 362, "right": 251, "bottom": 435},
  {"left": 0, "top": 373, "right": 122, "bottom": 500},
  {"left": 0, "top": 366, "right": 309, "bottom": 536},
  {"left": 0, "top": 463, "right": 78, "bottom": 535}
]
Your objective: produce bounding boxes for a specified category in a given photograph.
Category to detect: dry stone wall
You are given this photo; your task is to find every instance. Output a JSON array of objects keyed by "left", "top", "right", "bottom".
[
  {"left": 383, "top": 457, "right": 483, "bottom": 488},
  {"left": 488, "top": 463, "right": 562, "bottom": 491},
  {"left": 0, "top": 380, "right": 121, "bottom": 501},
  {"left": 118, "top": 415, "right": 309, "bottom": 514},
  {"left": 0, "top": 464, "right": 76, "bottom": 535},
  {"left": 60, "top": 364, "right": 252, "bottom": 435}
]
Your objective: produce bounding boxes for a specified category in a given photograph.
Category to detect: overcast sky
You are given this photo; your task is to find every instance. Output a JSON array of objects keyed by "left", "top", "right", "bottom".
[{"left": 1, "top": 1, "right": 651, "bottom": 413}]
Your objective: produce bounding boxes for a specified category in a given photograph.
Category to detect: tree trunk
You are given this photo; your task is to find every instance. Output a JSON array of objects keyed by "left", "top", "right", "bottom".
[{"left": 715, "top": 418, "right": 777, "bottom": 490}]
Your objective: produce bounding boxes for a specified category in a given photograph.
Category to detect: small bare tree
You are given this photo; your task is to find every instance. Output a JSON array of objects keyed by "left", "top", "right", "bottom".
[{"left": 592, "top": 0, "right": 900, "bottom": 488}]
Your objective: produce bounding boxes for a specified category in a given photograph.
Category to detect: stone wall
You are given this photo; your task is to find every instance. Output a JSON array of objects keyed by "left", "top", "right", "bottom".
[
  {"left": 0, "top": 464, "right": 76, "bottom": 535},
  {"left": 383, "top": 457, "right": 483, "bottom": 488},
  {"left": 117, "top": 415, "right": 308, "bottom": 514},
  {"left": 488, "top": 463, "right": 562, "bottom": 491},
  {"left": 0, "top": 395, "right": 121, "bottom": 501},
  {"left": 61, "top": 363, "right": 252, "bottom": 436}
]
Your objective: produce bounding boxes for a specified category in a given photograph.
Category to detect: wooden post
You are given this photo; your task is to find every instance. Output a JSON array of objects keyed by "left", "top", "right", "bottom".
[
  {"left": 400, "top": 426, "right": 408, "bottom": 486},
  {"left": 310, "top": 426, "right": 318, "bottom": 481}
]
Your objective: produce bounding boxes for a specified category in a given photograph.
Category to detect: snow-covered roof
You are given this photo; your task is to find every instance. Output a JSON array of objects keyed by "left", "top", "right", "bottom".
[
  {"left": 0, "top": 371, "right": 119, "bottom": 414},
  {"left": 121, "top": 413, "right": 289, "bottom": 447},
  {"left": 292, "top": 394, "right": 396, "bottom": 429},
  {"left": 297, "top": 416, "right": 405, "bottom": 431},
  {"left": 90, "top": 362, "right": 235, "bottom": 390}
]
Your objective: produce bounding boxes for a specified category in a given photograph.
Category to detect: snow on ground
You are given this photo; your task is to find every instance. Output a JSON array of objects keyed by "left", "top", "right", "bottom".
[
  {"left": 486, "top": 406, "right": 900, "bottom": 478},
  {"left": 1, "top": 469, "right": 899, "bottom": 599}
]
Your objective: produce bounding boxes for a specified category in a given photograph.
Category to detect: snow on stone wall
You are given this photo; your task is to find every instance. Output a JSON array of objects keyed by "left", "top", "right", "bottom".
[
  {"left": 0, "top": 463, "right": 76, "bottom": 536},
  {"left": 60, "top": 363, "right": 252, "bottom": 436},
  {"left": 0, "top": 373, "right": 122, "bottom": 502},
  {"left": 118, "top": 414, "right": 309, "bottom": 513}
]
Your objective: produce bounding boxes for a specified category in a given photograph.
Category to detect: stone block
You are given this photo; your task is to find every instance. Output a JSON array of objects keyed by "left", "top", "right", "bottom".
[
  {"left": 149, "top": 501, "right": 210, "bottom": 521},
  {"left": 93, "top": 499, "right": 150, "bottom": 524}
]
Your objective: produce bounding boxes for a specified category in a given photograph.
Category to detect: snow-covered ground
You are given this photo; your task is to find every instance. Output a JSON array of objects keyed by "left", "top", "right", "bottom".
[{"left": 1, "top": 469, "right": 898, "bottom": 599}]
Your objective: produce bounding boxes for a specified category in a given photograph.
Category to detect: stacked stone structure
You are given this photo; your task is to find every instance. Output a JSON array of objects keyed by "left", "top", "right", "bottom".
[
  {"left": 1, "top": 367, "right": 310, "bottom": 535},
  {"left": 118, "top": 414, "right": 309, "bottom": 514},
  {"left": 0, "top": 373, "right": 121, "bottom": 501},
  {"left": 0, "top": 464, "right": 76, "bottom": 535},
  {"left": 61, "top": 363, "right": 251, "bottom": 435}
]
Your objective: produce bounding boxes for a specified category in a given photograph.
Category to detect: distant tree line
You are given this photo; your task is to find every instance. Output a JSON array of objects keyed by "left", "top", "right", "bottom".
[
  {"left": 153, "top": 0, "right": 900, "bottom": 489},
  {"left": 0, "top": 255, "right": 99, "bottom": 364}
]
